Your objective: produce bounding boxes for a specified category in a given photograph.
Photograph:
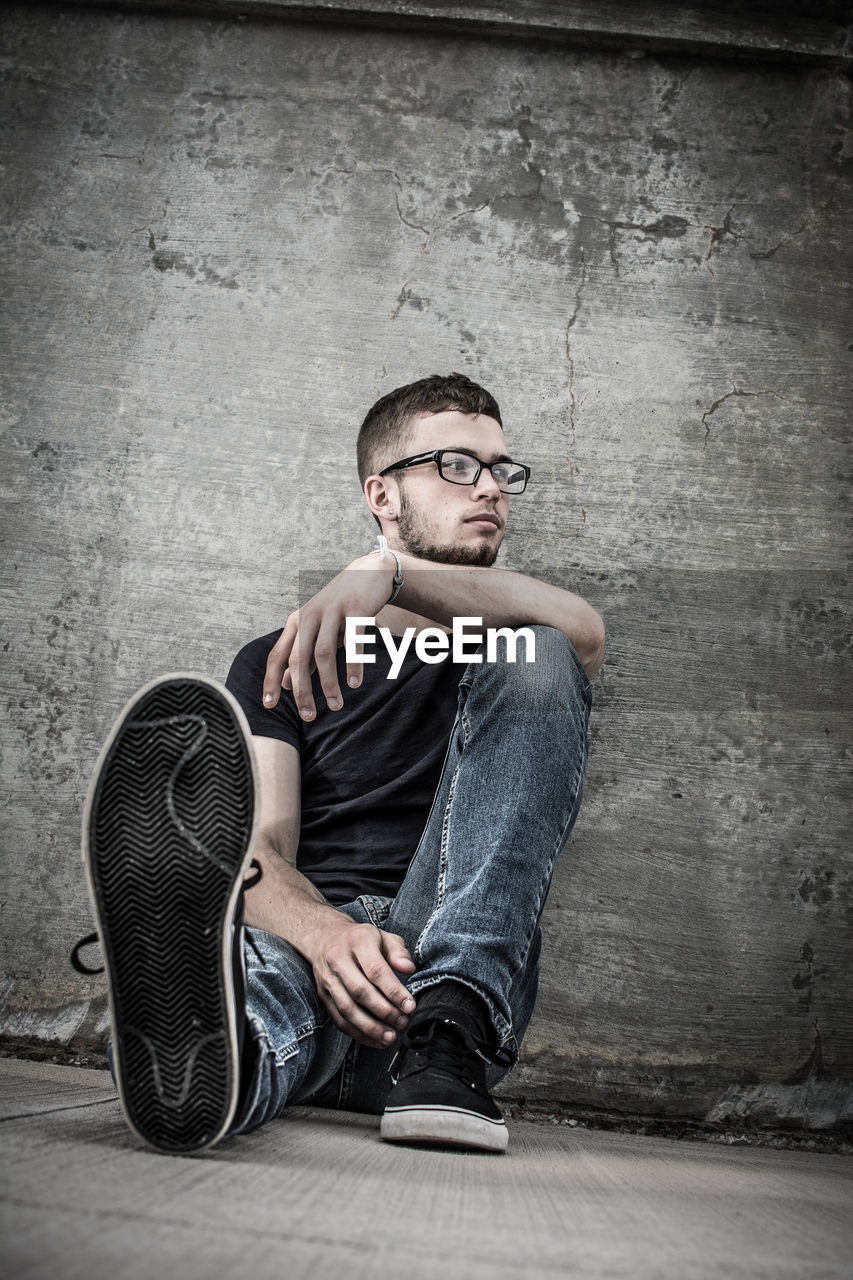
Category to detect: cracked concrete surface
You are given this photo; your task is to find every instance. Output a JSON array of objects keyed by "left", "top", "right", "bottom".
[
  {"left": 564, "top": 250, "right": 588, "bottom": 471},
  {"left": 699, "top": 385, "right": 787, "bottom": 449},
  {"left": 3, "top": 1060, "right": 852, "bottom": 1280},
  {"left": 1, "top": 3, "right": 851, "bottom": 1128}
]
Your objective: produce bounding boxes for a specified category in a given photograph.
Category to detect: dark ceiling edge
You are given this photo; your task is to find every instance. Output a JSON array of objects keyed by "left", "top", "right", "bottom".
[{"left": 32, "top": 1, "right": 853, "bottom": 69}]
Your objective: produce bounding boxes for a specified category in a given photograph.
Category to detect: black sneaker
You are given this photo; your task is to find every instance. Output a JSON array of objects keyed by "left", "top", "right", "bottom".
[
  {"left": 72, "top": 673, "right": 259, "bottom": 1154},
  {"left": 380, "top": 1014, "right": 512, "bottom": 1152}
]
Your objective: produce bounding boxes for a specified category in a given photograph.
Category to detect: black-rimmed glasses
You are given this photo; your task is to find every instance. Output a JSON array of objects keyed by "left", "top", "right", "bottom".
[{"left": 379, "top": 449, "right": 530, "bottom": 494}]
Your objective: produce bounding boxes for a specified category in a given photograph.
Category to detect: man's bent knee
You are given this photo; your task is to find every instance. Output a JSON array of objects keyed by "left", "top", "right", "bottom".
[{"left": 463, "top": 624, "right": 592, "bottom": 709}]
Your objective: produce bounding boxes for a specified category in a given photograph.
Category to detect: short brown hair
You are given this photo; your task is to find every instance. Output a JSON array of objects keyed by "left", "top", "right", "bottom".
[{"left": 356, "top": 372, "right": 502, "bottom": 487}]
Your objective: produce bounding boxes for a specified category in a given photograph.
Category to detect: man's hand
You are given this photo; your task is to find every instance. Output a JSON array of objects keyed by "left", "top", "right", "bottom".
[
  {"left": 262, "top": 556, "right": 395, "bottom": 719},
  {"left": 305, "top": 917, "right": 417, "bottom": 1048}
]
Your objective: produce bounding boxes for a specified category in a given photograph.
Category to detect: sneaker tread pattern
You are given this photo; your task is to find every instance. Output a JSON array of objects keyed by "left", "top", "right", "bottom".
[{"left": 86, "top": 676, "right": 254, "bottom": 1153}]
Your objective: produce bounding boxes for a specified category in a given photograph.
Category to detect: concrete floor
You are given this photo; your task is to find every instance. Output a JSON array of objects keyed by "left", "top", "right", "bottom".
[{"left": 1, "top": 1059, "right": 851, "bottom": 1280}]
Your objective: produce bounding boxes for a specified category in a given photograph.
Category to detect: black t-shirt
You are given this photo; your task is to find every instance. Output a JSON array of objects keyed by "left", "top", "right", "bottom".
[{"left": 226, "top": 627, "right": 467, "bottom": 904}]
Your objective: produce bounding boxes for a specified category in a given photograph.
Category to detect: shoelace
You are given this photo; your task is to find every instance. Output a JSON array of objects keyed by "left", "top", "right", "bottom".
[
  {"left": 390, "top": 1016, "right": 513, "bottom": 1085},
  {"left": 70, "top": 858, "right": 263, "bottom": 975}
]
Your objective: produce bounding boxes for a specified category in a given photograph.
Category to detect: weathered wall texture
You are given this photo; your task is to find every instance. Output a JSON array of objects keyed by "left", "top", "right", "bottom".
[{"left": 1, "top": 2, "right": 850, "bottom": 1131}]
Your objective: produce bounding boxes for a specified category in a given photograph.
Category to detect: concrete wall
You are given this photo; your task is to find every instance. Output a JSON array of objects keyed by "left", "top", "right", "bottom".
[{"left": 1, "top": 1, "right": 850, "bottom": 1132}]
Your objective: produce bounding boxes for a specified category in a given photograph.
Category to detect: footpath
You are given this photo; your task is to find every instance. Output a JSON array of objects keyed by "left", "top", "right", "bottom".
[{"left": 1, "top": 1058, "right": 850, "bottom": 1279}]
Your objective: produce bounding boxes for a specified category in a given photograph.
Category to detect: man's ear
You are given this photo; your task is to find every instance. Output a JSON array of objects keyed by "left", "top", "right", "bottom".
[{"left": 364, "top": 474, "right": 399, "bottom": 525}]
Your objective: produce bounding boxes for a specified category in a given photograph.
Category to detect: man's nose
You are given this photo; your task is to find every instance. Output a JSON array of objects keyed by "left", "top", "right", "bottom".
[{"left": 473, "top": 465, "right": 502, "bottom": 498}]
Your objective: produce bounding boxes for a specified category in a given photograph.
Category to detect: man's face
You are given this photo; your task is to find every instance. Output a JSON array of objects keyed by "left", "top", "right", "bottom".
[{"left": 389, "top": 410, "right": 512, "bottom": 567}]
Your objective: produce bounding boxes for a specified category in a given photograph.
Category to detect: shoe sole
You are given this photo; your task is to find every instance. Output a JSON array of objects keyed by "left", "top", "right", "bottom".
[
  {"left": 380, "top": 1103, "right": 509, "bottom": 1152},
  {"left": 82, "top": 673, "right": 258, "bottom": 1154}
]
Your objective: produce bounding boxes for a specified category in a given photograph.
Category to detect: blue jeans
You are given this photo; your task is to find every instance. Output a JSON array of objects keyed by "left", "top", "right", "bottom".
[{"left": 233, "top": 625, "right": 591, "bottom": 1133}]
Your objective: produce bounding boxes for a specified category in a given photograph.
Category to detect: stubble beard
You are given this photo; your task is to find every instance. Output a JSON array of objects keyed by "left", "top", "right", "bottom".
[{"left": 396, "top": 489, "right": 501, "bottom": 568}]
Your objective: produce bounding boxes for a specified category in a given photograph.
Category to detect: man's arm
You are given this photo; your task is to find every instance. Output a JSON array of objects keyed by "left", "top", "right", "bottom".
[
  {"left": 261, "top": 552, "right": 606, "bottom": 717},
  {"left": 393, "top": 557, "right": 606, "bottom": 675},
  {"left": 242, "top": 736, "right": 415, "bottom": 1047}
]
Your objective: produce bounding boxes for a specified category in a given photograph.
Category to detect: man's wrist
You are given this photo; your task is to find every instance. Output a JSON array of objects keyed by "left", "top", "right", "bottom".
[
  {"left": 372, "top": 535, "right": 404, "bottom": 604},
  {"left": 299, "top": 906, "right": 356, "bottom": 966},
  {"left": 346, "top": 551, "right": 394, "bottom": 578}
]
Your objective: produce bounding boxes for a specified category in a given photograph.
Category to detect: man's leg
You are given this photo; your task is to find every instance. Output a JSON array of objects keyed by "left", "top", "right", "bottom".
[
  {"left": 342, "top": 626, "right": 591, "bottom": 1138},
  {"left": 393, "top": 624, "right": 590, "bottom": 1038}
]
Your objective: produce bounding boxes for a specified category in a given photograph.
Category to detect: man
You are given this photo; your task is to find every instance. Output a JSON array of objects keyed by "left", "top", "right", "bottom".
[{"left": 75, "top": 372, "right": 604, "bottom": 1156}]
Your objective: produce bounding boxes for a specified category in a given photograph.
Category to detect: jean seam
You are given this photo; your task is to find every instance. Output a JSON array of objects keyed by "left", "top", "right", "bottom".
[
  {"left": 337, "top": 1042, "right": 357, "bottom": 1108},
  {"left": 269, "top": 1017, "right": 326, "bottom": 1066},
  {"left": 412, "top": 697, "right": 470, "bottom": 965}
]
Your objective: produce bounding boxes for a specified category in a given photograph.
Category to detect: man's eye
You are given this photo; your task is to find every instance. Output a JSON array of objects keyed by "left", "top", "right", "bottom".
[{"left": 445, "top": 458, "right": 471, "bottom": 473}]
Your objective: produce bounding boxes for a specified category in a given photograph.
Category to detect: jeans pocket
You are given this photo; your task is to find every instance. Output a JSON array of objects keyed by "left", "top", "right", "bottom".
[{"left": 357, "top": 894, "right": 393, "bottom": 927}]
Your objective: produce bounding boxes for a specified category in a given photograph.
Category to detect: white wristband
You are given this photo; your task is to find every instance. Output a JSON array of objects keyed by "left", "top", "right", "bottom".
[{"left": 372, "top": 535, "right": 405, "bottom": 605}]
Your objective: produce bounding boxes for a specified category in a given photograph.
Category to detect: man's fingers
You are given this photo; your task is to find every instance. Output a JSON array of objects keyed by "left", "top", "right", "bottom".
[
  {"left": 379, "top": 931, "right": 417, "bottom": 981},
  {"left": 313, "top": 925, "right": 415, "bottom": 1049},
  {"left": 271, "top": 595, "right": 373, "bottom": 711},
  {"left": 319, "top": 974, "right": 400, "bottom": 1047},
  {"left": 314, "top": 613, "right": 344, "bottom": 711},
  {"left": 289, "top": 620, "right": 321, "bottom": 722},
  {"left": 345, "top": 658, "right": 363, "bottom": 691},
  {"left": 283, "top": 660, "right": 318, "bottom": 693},
  {"left": 358, "top": 934, "right": 416, "bottom": 1012},
  {"left": 262, "top": 623, "right": 296, "bottom": 708},
  {"left": 345, "top": 620, "right": 368, "bottom": 691},
  {"left": 322, "top": 997, "right": 383, "bottom": 1049},
  {"left": 331, "top": 947, "right": 409, "bottom": 1027}
]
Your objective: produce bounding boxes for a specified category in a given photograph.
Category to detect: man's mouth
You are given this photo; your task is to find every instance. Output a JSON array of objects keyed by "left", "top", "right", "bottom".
[{"left": 464, "top": 514, "right": 502, "bottom": 532}]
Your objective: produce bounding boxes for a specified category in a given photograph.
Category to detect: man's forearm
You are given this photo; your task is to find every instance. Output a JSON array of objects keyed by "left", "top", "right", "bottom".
[{"left": 392, "top": 556, "right": 606, "bottom": 676}]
